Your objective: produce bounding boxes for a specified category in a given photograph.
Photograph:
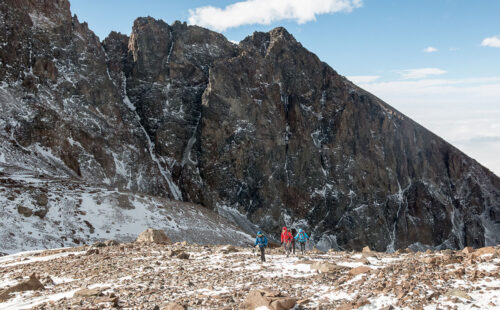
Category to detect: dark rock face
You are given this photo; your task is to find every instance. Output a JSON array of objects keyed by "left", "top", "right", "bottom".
[
  {"left": 0, "top": 0, "right": 171, "bottom": 196},
  {"left": 0, "top": 0, "right": 498, "bottom": 251}
]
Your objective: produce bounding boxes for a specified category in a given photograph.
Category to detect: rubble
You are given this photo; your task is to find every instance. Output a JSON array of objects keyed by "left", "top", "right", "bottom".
[{"left": 0, "top": 244, "right": 497, "bottom": 309}]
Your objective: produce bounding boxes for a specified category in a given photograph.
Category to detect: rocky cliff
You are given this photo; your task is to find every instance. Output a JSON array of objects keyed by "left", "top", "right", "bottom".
[{"left": 0, "top": 0, "right": 499, "bottom": 253}]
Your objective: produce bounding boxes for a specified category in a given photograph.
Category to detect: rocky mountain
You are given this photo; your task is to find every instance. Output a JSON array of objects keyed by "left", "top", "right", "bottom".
[
  {"left": 0, "top": 241, "right": 499, "bottom": 309},
  {"left": 0, "top": 0, "right": 499, "bottom": 253},
  {"left": 0, "top": 166, "right": 253, "bottom": 254}
]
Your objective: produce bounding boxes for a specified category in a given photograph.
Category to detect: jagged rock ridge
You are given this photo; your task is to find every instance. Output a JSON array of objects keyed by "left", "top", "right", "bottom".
[{"left": 0, "top": 0, "right": 499, "bottom": 252}]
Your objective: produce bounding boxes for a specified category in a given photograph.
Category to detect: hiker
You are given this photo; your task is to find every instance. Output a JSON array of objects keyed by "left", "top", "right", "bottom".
[
  {"left": 280, "top": 227, "right": 288, "bottom": 253},
  {"left": 294, "top": 228, "right": 309, "bottom": 254},
  {"left": 284, "top": 229, "right": 293, "bottom": 257},
  {"left": 291, "top": 228, "right": 297, "bottom": 254},
  {"left": 255, "top": 231, "right": 268, "bottom": 262}
]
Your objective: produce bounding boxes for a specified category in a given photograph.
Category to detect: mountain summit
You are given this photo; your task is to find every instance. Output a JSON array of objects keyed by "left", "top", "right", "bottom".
[{"left": 0, "top": 0, "right": 498, "bottom": 253}]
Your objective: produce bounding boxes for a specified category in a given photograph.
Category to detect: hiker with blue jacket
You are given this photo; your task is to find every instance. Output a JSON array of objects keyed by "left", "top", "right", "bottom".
[
  {"left": 254, "top": 231, "right": 268, "bottom": 262},
  {"left": 295, "top": 228, "right": 309, "bottom": 254}
]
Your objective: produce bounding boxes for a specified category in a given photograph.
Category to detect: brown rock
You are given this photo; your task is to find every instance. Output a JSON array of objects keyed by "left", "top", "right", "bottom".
[
  {"left": 270, "top": 297, "right": 297, "bottom": 310},
  {"left": 358, "top": 257, "right": 371, "bottom": 265},
  {"left": 310, "top": 247, "right": 324, "bottom": 254},
  {"left": 349, "top": 266, "right": 372, "bottom": 276},
  {"left": 96, "top": 294, "right": 119, "bottom": 306},
  {"left": 422, "top": 257, "right": 437, "bottom": 264},
  {"left": 462, "top": 246, "right": 475, "bottom": 254},
  {"left": 444, "top": 289, "right": 472, "bottom": 301},
  {"left": 243, "top": 290, "right": 271, "bottom": 309},
  {"left": 162, "top": 303, "right": 186, "bottom": 310},
  {"left": 73, "top": 288, "right": 102, "bottom": 298},
  {"left": 86, "top": 248, "right": 99, "bottom": 255},
  {"left": 297, "top": 299, "right": 310, "bottom": 305},
  {"left": 17, "top": 205, "right": 33, "bottom": 217},
  {"left": 104, "top": 239, "right": 120, "bottom": 246},
  {"left": 474, "top": 247, "right": 496, "bottom": 256},
  {"left": 0, "top": 273, "right": 45, "bottom": 302},
  {"left": 36, "top": 193, "right": 49, "bottom": 206},
  {"left": 220, "top": 245, "right": 238, "bottom": 254},
  {"left": 33, "top": 208, "right": 48, "bottom": 219},
  {"left": 356, "top": 297, "right": 370, "bottom": 308},
  {"left": 136, "top": 228, "right": 171, "bottom": 244},
  {"left": 243, "top": 290, "right": 296, "bottom": 310},
  {"left": 362, "top": 246, "right": 371, "bottom": 253},
  {"left": 311, "top": 262, "right": 343, "bottom": 273},
  {"left": 176, "top": 252, "right": 190, "bottom": 259},
  {"left": 92, "top": 241, "right": 107, "bottom": 248}
]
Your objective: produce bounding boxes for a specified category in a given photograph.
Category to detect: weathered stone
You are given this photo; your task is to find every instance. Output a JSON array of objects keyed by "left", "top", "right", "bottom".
[
  {"left": 220, "top": 245, "right": 238, "bottom": 254},
  {"left": 92, "top": 242, "right": 106, "bottom": 248},
  {"left": 36, "top": 194, "right": 49, "bottom": 207},
  {"left": 311, "top": 262, "right": 343, "bottom": 273},
  {"left": 243, "top": 290, "right": 296, "bottom": 310},
  {"left": 243, "top": 290, "right": 271, "bottom": 309},
  {"left": 17, "top": 205, "right": 33, "bottom": 217},
  {"left": 104, "top": 240, "right": 120, "bottom": 246},
  {"left": 445, "top": 289, "right": 472, "bottom": 301},
  {"left": 462, "top": 246, "right": 475, "bottom": 254},
  {"left": 348, "top": 266, "right": 372, "bottom": 276},
  {"left": 86, "top": 248, "right": 99, "bottom": 255},
  {"left": 0, "top": 273, "right": 45, "bottom": 302},
  {"left": 162, "top": 303, "right": 186, "bottom": 310},
  {"left": 33, "top": 208, "right": 48, "bottom": 219},
  {"left": 73, "top": 288, "right": 102, "bottom": 298},
  {"left": 474, "top": 247, "right": 496, "bottom": 256},
  {"left": 270, "top": 297, "right": 297, "bottom": 310},
  {"left": 136, "top": 229, "right": 171, "bottom": 244},
  {"left": 176, "top": 252, "right": 190, "bottom": 259}
]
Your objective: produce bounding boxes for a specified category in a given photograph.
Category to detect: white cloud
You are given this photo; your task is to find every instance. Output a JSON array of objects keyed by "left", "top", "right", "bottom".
[
  {"left": 423, "top": 46, "right": 438, "bottom": 53},
  {"left": 397, "top": 68, "right": 447, "bottom": 79},
  {"left": 353, "top": 76, "right": 500, "bottom": 176},
  {"left": 188, "top": 0, "right": 363, "bottom": 31},
  {"left": 481, "top": 35, "right": 500, "bottom": 48},
  {"left": 347, "top": 75, "right": 380, "bottom": 84}
]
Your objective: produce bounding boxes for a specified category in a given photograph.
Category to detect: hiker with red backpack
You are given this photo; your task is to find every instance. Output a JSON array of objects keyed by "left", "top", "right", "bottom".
[{"left": 295, "top": 228, "right": 309, "bottom": 255}]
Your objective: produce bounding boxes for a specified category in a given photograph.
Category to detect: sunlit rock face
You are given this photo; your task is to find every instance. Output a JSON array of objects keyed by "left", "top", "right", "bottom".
[{"left": 1, "top": 0, "right": 498, "bottom": 252}]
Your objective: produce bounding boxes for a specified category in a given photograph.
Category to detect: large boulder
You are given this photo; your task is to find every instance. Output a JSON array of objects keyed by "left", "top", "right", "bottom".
[
  {"left": 242, "top": 290, "right": 296, "bottom": 310},
  {"left": 136, "top": 229, "right": 171, "bottom": 244},
  {"left": 73, "top": 288, "right": 102, "bottom": 298},
  {"left": 311, "top": 261, "right": 344, "bottom": 273},
  {"left": 0, "top": 273, "right": 45, "bottom": 302},
  {"left": 348, "top": 266, "right": 372, "bottom": 277},
  {"left": 162, "top": 303, "right": 186, "bottom": 310},
  {"left": 220, "top": 245, "right": 238, "bottom": 254}
]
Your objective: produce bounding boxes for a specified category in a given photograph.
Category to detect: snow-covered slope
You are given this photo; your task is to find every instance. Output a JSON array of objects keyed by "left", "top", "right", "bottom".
[{"left": 0, "top": 164, "right": 252, "bottom": 254}]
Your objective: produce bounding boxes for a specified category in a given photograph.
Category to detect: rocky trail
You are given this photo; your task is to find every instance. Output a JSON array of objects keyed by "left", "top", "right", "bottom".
[{"left": 0, "top": 237, "right": 498, "bottom": 310}]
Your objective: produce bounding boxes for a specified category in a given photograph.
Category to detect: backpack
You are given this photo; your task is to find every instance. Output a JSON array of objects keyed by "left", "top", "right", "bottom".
[{"left": 299, "top": 232, "right": 306, "bottom": 242}]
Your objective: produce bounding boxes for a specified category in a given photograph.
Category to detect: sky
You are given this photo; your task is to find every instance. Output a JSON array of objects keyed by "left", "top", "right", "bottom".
[{"left": 69, "top": 0, "right": 500, "bottom": 176}]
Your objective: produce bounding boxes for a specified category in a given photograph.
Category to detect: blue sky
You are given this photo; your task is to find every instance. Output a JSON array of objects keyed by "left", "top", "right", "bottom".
[{"left": 70, "top": 0, "right": 500, "bottom": 175}]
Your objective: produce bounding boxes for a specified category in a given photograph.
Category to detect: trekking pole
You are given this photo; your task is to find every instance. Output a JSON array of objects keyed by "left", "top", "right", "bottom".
[{"left": 249, "top": 243, "right": 256, "bottom": 257}]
